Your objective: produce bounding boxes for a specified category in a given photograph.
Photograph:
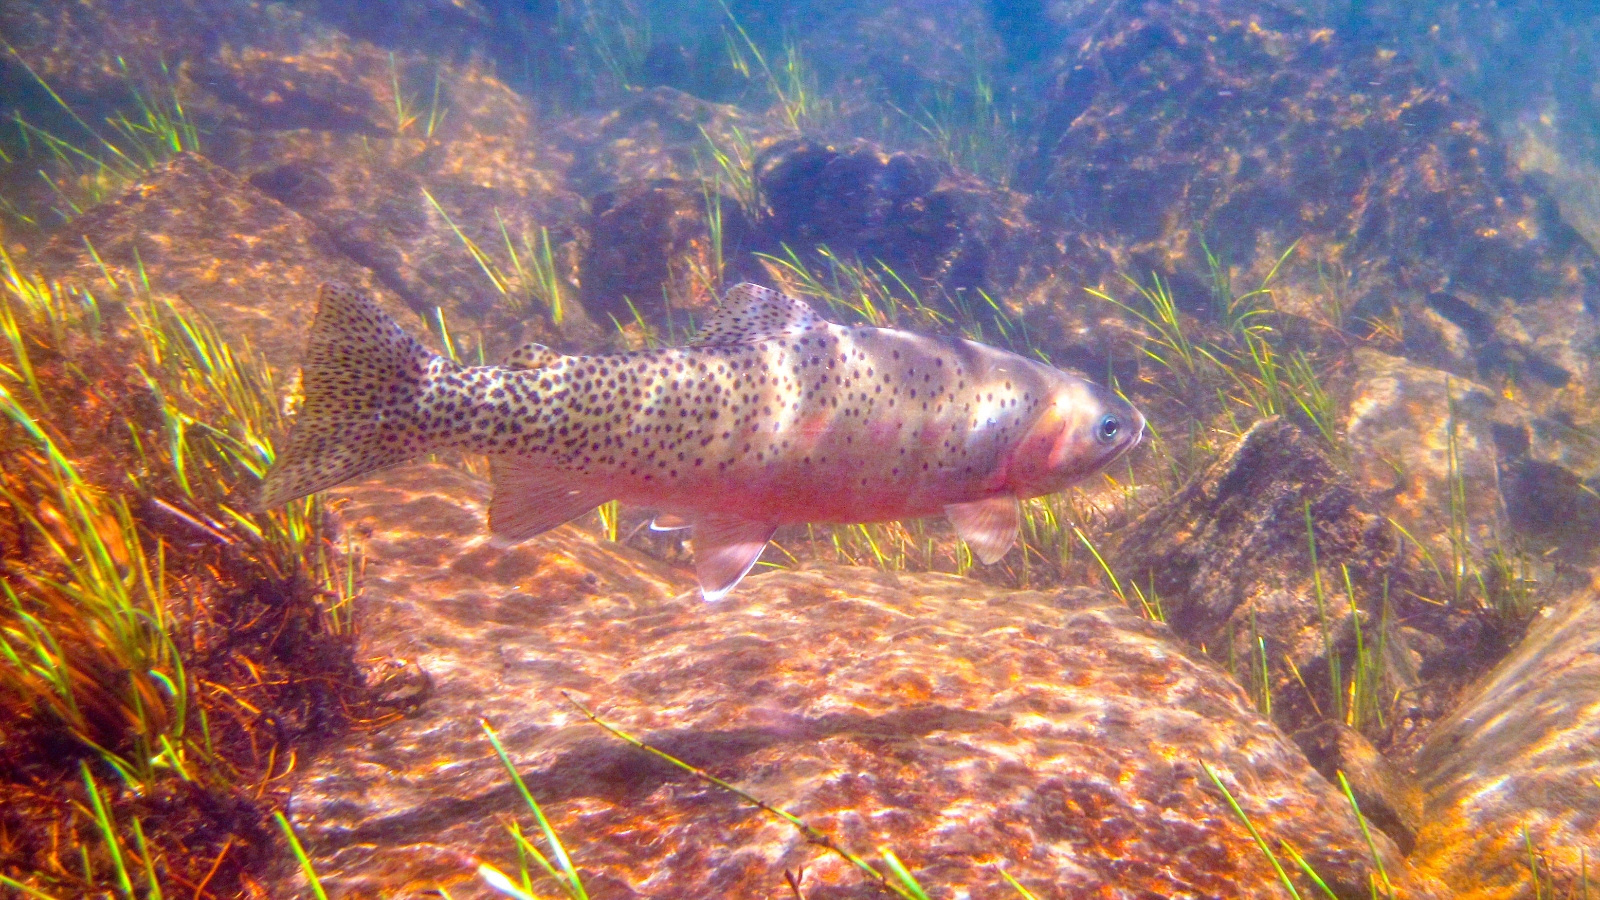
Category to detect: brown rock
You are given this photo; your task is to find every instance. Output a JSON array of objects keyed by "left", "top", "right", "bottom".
[
  {"left": 0, "top": 0, "right": 306, "bottom": 101},
  {"left": 1347, "top": 348, "right": 1600, "bottom": 568},
  {"left": 1412, "top": 587, "right": 1600, "bottom": 899},
  {"left": 1292, "top": 721, "right": 1424, "bottom": 854},
  {"left": 275, "top": 461, "right": 1438, "bottom": 898},
  {"left": 581, "top": 178, "right": 753, "bottom": 326},
  {"left": 1114, "top": 417, "right": 1408, "bottom": 734},
  {"left": 211, "top": 47, "right": 590, "bottom": 360},
  {"left": 752, "top": 138, "right": 1124, "bottom": 375},
  {"left": 27, "top": 153, "right": 415, "bottom": 376},
  {"left": 1345, "top": 348, "right": 1508, "bottom": 556},
  {"left": 1024, "top": 0, "right": 1600, "bottom": 434}
]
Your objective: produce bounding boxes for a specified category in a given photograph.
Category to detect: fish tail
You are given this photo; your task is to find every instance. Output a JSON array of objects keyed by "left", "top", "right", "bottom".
[{"left": 258, "top": 284, "right": 447, "bottom": 509}]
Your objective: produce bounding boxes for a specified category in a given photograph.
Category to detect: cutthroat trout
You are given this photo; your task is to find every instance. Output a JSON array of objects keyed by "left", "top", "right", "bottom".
[{"left": 260, "top": 283, "right": 1144, "bottom": 600}]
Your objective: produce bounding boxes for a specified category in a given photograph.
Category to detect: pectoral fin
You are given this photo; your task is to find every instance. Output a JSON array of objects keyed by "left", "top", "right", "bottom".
[
  {"left": 945, "top": 495, "right": 1020, "bottom": 565},
  {"left": 650, "top": 512, "right": 691, "bottom": 531},
  {"left": 690, "top": 514, "right": 777, "bottom": 602},
  {"left": 488, "top": 457, "right": 608, "bottom": 542}
]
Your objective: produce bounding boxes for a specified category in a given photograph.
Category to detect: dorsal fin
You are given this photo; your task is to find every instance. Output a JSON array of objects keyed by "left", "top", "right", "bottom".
[
  {"left": 503, "top": 341, "right": 565, "bottom": 370},
  {"left": 691, "top": 283, "right": 824, "bottom": 346}
]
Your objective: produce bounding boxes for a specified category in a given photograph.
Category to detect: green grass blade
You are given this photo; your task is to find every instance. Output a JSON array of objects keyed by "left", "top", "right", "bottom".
[
  {"left": 1201, "top": 760, "right": 1302, "bottom": 899},
  {"left": 879, "top": 847, "right": 932, "bottom": 900},
  {"left": 274, "top": 811, "right": 330, "bottom": 900},
  {"left": 1336, "top": 771, "right": 1393, "bottom": 897},
  {"left": 80, "top": 763, "right": 135, "bottom": 900},
  {"left": 481, "top": 721, "right": 588, "bottom": 900}
]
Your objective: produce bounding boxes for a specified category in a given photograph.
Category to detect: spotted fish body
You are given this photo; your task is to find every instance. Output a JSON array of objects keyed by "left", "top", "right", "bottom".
[{"left": 261, "top": 283, "right": 1144, "bottom": 600}]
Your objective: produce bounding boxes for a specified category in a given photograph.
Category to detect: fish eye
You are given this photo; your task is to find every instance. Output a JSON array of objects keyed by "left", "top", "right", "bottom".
[{"left": 1095, "top": 413, "right": 1121, "bottom": 444}]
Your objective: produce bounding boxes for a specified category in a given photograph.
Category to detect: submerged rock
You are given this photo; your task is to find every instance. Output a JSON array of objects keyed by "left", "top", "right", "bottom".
[
  {"left": 1347, "top": 348, "right": 1600, "bottom": 568},
  {"left": 1113, "top": 416, "right": 1499, "bottom": 743},
  {"left": 1024, "top": 0, "right": 1600, "bottom": 434},
  {"left": 28, "top": 153, "right": 414, "bottom": 374},
  {"left": 553, "top": 86, "right": 791, "bottom": 198},
  {"left": 580, "top": 178, "right": 754, "bottom": 326},
  {"left": 751, "top": 138, "right": 1126, "bottom": 374},
  {"left": 1412, "top": 587, "right": 1600, "bottom": 898},
  {"left": 277, "top": 461, "right": 1432, "bottom": 898},
  {"left": 1345, "top": 348, "right": 1509, "bottom": 556},
  {"left": 212, "top": 46, "right": 590, "bottom": 359},
  {"left": 1115, "top": 418, "right": 1398, "bottom": 730},
  {"left": 1293, "top": 721, "right": 1423, "bottom": 854}
]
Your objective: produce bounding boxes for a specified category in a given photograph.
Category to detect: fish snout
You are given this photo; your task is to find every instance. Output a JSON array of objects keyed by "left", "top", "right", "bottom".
[{"left": 1036, "top": 387, "right": 1144, "bottom": 488}]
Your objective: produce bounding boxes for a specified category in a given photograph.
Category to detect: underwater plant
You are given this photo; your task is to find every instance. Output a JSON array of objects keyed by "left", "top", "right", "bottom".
[
  {"left": 0, "top": 250, "right": 375, "bottom": 897},
  {"left": 0, "top": 47, "right": 200, "bottom": 228}
]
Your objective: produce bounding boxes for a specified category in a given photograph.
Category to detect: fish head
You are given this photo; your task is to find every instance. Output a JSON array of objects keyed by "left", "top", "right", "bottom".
[{"left": 1009, "top": 376, "right": 1144, "bottom": 498}]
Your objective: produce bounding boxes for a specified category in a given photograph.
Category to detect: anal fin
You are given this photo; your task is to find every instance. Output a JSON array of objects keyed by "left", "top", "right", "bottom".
[
  {"left": 945, "top": 495, "right": 1020, "bottom": 565},
  {"left": 488, "top": 456, "right": 608, "bottom": 542},
  {"left": 690, "top": 513, "right": 777, "bottom": 602}
]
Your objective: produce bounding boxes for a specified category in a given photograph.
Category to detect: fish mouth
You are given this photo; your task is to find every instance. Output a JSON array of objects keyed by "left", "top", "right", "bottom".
[{"left": 1127, "top": 411, "right": 1147, "bottom": 450}]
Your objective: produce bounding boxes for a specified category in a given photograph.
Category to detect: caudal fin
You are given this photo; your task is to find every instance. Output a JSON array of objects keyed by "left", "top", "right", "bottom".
[{"left": 258, "top": 284, "right": 441, "bottom": 509}]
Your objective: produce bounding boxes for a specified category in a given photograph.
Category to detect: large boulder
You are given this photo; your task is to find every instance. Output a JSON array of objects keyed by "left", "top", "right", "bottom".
[
  {"left": 26, "top": 153, "right": 415, "bottom": 376},
  {"left": 1411, "top": 587, "right": 1600, "bottom": 899},
  {"left": 1113, "top": 417, "right": 1495, "bottom": 744},
  {"left": 751, "top": 139, "right": 1124, "bottom": 374},
  {"left": 275, "top": 461, "right": 1435, "bottom": 898},
  {"left": 212, "top": 46, "right": 591, "bottom": 359},
  {"left": 1346, "top": 348, "right": 1600, "bottom": 572},
  {"left": 1021, "top": 0, "right": 1600, "bottom": 433},
  {"left": 580, "top": 178, "right": 756, "bottom": 326}
]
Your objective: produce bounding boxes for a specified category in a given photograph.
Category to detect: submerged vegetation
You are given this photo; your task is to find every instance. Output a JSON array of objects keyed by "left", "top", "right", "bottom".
[
  {"left": 0, "top": 252, "right": 378, "bottom": 896},
  {"left": 0, "top": 45, "right": 200, "bottom": 229}
]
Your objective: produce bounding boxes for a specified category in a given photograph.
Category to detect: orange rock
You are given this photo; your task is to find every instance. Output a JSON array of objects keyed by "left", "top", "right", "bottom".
[{"left": 278, "top": 461, "right": 1440, "bottom": 898}]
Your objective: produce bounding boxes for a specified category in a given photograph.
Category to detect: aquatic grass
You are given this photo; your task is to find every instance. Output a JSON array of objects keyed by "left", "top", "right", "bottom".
[
  {"left": 126, "top": 292, "right": 352, "bottom": 599},
  {"left": 275, "top": 811, "right": 331, "bottom": 900},
  {"left": 1072, "top": 523, "right": 1165, "bottom": 623},
  {"left": 0, "top": 299, "right": 195, "bottom": 785},
  {"left": 1090, "top": 245, "right": 1346, "bottom": 496},
  {"left": 1336, "top": 771, "right": 1394, "bottom": 899},
  {"left": 510, "top": 221, "right": 570, "bottom": 326},
  {"left": 761, "top": 244, "right": 907, "bottom": 328},
  {"left": 900, "top": 65, "right": 1022, "bottom": 186},
  {"left": 0, "top": 250, "right": 364, "bottom": 896},
  {"left": 1, "top": 46, "right": 199, "bottom": 226},
  {"left": 1343, "top": 571, "right": 1392, "bottom": 733},
  {"left": 1202, "top": 238, "right": 1300, "bottom": 338},
  {"left": 698, "top": 124, "right": 763, "bottom": 221},
  {"left": 1088, "top": 274, "right": 1201, "bottom": 381},
  {"left": 716, "top": 0, "right": 828, "bottom": 133},
  {"left": 1383, "top": 379, "right": 1541, "bottom": 625},
  {"left": 1253, "top": 612, "right": 1276, "bottom": 717},
  {"left": 681, "top": 174, "right": 731, "bottom": 303},
  {"left": 1484, "top": 543, "right": 1540, "bottom": 625},
  {"left": 481, "top": 721, "right": 590, "bottom": 900},
  {"left": 423, "top": 189, "right": 571, "bottom": 325},
  {"left": 1200, "top": 761, "right": 1320, "bottom": 900},
  {"left": 568, "top": 0, "right": 652, "bottom": 93},
  {"left": 1199, "top": 759, "right": 1419, "bottom": 900},
  {"left": 388, "top": 53, "right": 447, "bottom": 139},
  {"left": 758, "top": 243, "right": 1054, "bottom": 368},
  {"left": 1304, "top": 502, "right": 1345, "bottom": 724}
]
